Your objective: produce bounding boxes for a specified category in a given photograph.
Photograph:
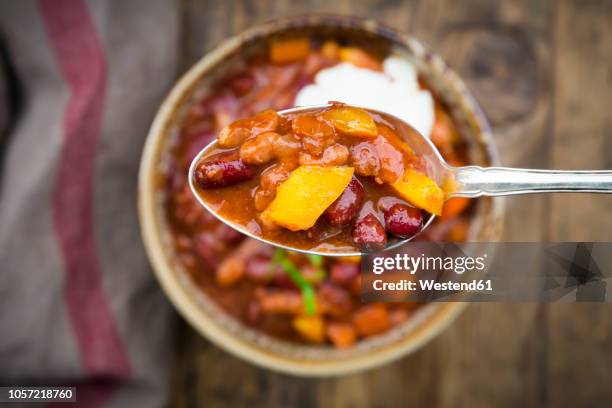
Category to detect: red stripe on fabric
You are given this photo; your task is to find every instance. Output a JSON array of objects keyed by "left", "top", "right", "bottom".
[{"left": 38, "top": 0, "right": 132, "bottom": 404}]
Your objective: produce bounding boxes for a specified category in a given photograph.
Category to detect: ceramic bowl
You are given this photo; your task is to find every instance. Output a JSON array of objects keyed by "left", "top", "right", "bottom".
[{"left": 138, "top": 15, "right": 504, "bottom": 376}]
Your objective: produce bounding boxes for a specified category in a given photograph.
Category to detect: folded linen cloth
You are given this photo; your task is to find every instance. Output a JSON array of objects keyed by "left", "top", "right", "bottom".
[{"left": 0, "top": 1, "right": 180, "bottom": 406}]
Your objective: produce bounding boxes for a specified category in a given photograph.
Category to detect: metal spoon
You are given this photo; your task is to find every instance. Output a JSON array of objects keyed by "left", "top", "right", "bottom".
[{"left": 189, "top": 104, "right": 612, "bottom": 256}]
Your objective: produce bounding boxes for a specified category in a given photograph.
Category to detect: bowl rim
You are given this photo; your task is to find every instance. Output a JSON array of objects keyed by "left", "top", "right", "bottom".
[{"left": 138, "top": 14, "right": 503, "bottom": 376}]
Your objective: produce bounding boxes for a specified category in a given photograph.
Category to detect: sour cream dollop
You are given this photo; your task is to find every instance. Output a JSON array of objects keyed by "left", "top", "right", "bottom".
[{"left": 295, "top": 57, "right": 435, "bottom": 138}]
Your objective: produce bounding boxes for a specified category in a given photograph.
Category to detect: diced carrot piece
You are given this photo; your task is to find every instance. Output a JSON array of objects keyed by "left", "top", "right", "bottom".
[
  {"left": 293, "top": 315, "right": 325, "bottom": 343},
  {"left": 269, "top": 38, "right": 310, "bottom": 64},
  {"left": 440, "top": 197, "right": 471, "bottom": 219},
  {"left": 326, "top": 322, "right": 357, "bottom": 348},
  {"left": 216, "top": 258, "right": 245, "bottom": 287},
  {"left": 322, "top": 106, "right": 377, "bottom": 138},
  {"left": 321, "top": 40, "right": 340, "bottom": 60},
  {"left": 353, "top": 304, "right": 390, "bottom": 336},
  {"left": 391, "top": 169, "right": 445, "bottom": 216},
  {"left": 339, "top": 47, "right": 382, "bottom": 71},
  {"left": 258, "top": 290, "right": 303, "bottom": 315},
  {"left": 261, "top": 166, "right": 354, "bottom": 231}
]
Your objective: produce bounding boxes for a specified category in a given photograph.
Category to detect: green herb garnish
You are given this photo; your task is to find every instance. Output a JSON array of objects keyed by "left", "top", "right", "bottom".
[
  {"left": 271, "top": 249, "right": 317, "bottom": 315},
  {"left": 306, "top": 254, "right": 326, "bottom": 283}
]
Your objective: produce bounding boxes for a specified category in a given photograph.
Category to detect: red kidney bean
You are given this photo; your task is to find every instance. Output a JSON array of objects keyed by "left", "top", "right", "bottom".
[
  {"left": 194, "top": 152, "right": 255, "bottom": 189},
  {"left": 239, "top": 131, "right": 279, "bottom": 165},
  {"left": 317, "top": 282, "right": 353, "bottom": 318},
  {"left": 374, "top": 135, "right": 404, "bottom": 184},
  {"left": 228, "top": 72, "right": 254, "bottom": 96},
  {"left": 350, "top": 141, "right": 380, "bottom": 178},
  {"left": 324, "top": 177, "right": 365, "bottom": 227},
  {"left": 246, "top": 256, "right": 276, "bottom": 283},
  {"left": 272, "top": 133, "right": 301, "bottom": 161},
  {"left": 352, "top": 213, "right": 387, "bottom": 251},
  {"left": 217, "top": 109, "right": 279, "bottom": 148},
  {"left": 272, "top": 271, "right": 298, "bottom": 290},
  {"left": 299, "top": 144, "right": 349, "bottom": 166},
  {"left": 330, "top": 262, "right": 359, "bottom": 286},
  {"left": 246, "top": 300, "right": 261, "bottom": 325},
  {"left": 383, "top": 204, "right": 423, "bottom": 238}
]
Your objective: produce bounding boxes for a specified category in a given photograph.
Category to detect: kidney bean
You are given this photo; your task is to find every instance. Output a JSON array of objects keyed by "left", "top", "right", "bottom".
[
  {"left": 272, "top": 271, "right": 298, "bottom": 290},
  {"left": 293, "top": 114, "right": 337, "bottom": 156},
  {"left": 383, "top": 203, "right": 423, "bottom": 238},
  {"left": 246, "top": 256, "right": 276, "bottom": 283},
  {"left": 246, "top": 300, "right": 261, "bottom": 325},
  {"left": 374, "top": 135, "right": 404, "bottom": 184},
  {"left": 239, "top": 131, "right": 279, "bottom": 165},
  {"left": 194, "top": 152, "right": 255, "bottom": 189},
  {"left": 272, "top": 133, "right": 302, "bottom": 161},
  {"left": 324, "top": 177, "right": 365, "bottom": 227},
  {"left": 217, "top": 125, "right": 250, "bottom": 148},
  {"left": 213, "top": 223, "right": 243, "bottom": 245},
  {"left": 330, "top": 262, "right": 359, "bottom": 286},
  {"left": 352, "top": 213, "right": 387, "bottom": 252},
  {"left": 253, "top": 189, "right": 274, "bottom": 211},
  {"left": 260, "top": 163, "right": 290, "bottom": 191},
  {"left": 228, "top": 72, "right": 254, "bottom": 96},
  {"left": 253, "top": 163, "right": 291, "bottom": 211},
  {"left": 299, "top": 144, "right": 349, "bottom": 166},
  {"left": 217, "top": 109, "right": 279, "bottom": 148},
  {"left": 192, "top": 233, "right": 222, "bottom": 268},
  {"left": 172, "top": 186, "right": 205, "bottom": 226},
  {"left": 318, "top": 283, "right": 353, "bottom": 318},
  {"left": 301, "top": 134, "right": 334, "bottom": 156},
  {"left": 350, "top": 141, "right": 380, "bottom": 177},
  {"left": 244, "top": 109, "right": 280, "bottom": 133}
]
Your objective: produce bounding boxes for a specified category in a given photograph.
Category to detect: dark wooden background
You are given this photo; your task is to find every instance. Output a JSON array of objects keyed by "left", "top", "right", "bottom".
[{"left": 170, "top": 1, "right": 612, "bottom": 406}]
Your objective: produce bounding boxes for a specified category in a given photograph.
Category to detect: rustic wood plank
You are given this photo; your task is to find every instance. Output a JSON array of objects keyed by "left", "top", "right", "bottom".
[
  {"left": 374, "top": 1, "right": 553, "bottom": 407},
  {"left": 546, "top": 1, "right": 612, "bottom": 407}
]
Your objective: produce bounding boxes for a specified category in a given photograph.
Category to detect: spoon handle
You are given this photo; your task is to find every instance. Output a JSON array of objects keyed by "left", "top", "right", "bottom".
[{"left": 450, "top": 166, "right": 612, "bottom": 198}]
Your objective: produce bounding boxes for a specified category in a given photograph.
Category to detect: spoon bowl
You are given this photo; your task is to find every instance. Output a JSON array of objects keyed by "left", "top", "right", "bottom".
[
  {"left": 188, "top": 104, "right": 442, "bottom": 257},
  {"left": 189, "top": 104, "right": 612, "bottom": 256}
]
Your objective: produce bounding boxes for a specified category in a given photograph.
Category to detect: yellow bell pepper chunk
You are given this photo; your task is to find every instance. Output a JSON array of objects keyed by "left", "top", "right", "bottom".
[
  {"left": 293, "top": 315, "right": 325, "bottom": 343},
  {"left": 322, "top": 106, "right": 378, "bottom": 138},
  {"left": 391, "top": 169, "right": 445, "bottom": 216},
  {"left": 261, "top": 165, "right": 354, "bottom": 231}
]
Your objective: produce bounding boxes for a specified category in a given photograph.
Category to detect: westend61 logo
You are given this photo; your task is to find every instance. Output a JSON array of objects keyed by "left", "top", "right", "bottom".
[{"left": 371, "top": 253, "right": 487, "bottom": 275}]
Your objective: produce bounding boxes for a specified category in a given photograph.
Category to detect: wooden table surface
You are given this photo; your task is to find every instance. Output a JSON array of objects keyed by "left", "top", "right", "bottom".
[{"left": 170, "top": 1, "right": 612, "bottom": 406}]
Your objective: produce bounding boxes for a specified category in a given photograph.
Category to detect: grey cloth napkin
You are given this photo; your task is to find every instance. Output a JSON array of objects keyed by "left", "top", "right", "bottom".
[{"left": 0, "top": 1, "right": 180, "bottom": 406}]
